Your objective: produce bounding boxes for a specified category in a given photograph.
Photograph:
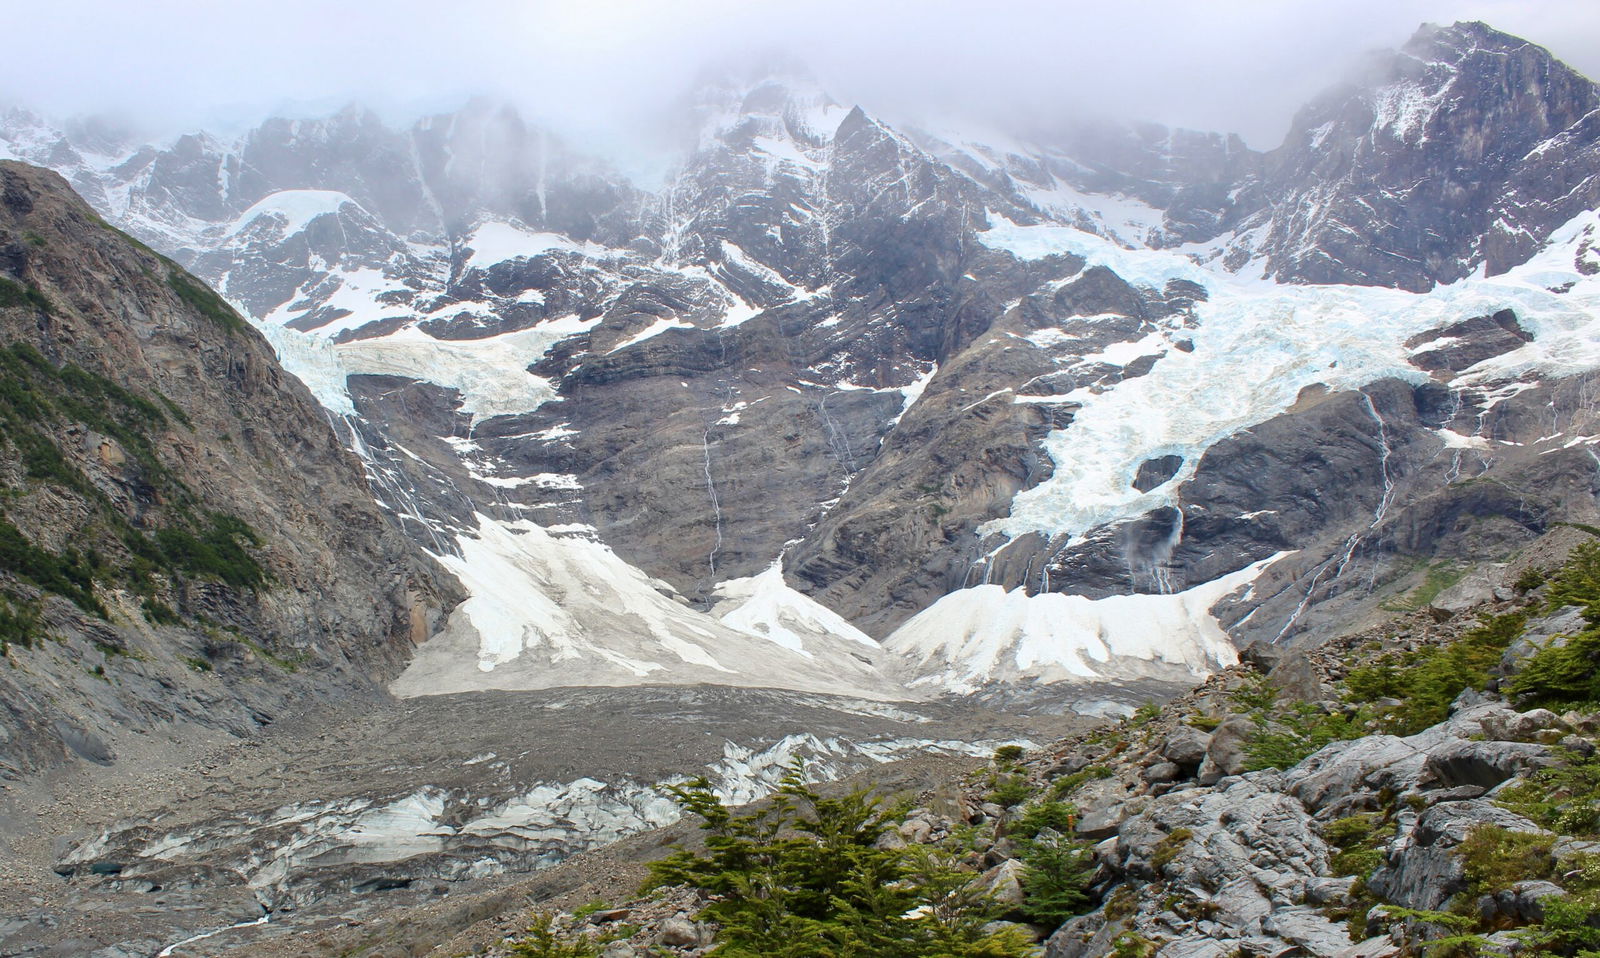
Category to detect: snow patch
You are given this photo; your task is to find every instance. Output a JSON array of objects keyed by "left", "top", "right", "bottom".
[
  {"left": 887, "top": 555, "right": 1287, "bottom": 693},
  {"left": 712, "top": 562, "right": 879, "bottom": 656},
  {"left": 228, "top": 189, "right": 359, "bottom": 238},
  {"left": 336, "top": 316, "right": 598, "bottom": 422}
]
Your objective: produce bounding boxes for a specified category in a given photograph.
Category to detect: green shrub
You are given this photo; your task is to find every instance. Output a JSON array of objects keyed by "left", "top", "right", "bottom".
[
  {"left": 1496, "top": 747, "right": 1600, "bottom": 837},
  {"left": 507, "top": 913, "right": 600, "bottom": 958},
  {"left": 1150, "top": 828, "right": 1193, "bottom": 872},
  {"left": 0, "top": 516, "right": 106, "bottom": 616},
  {"left": 1507, "top": 630, "right": 1600, "bottom": 711},
  {"left": 1324, "top": 813, "right": 1389, "bottom": 879},
  {"left": 1513, "top": 566, "right": 1546, "bottom": 593},
  {"left": 1009, "top": 801, "right": 1077, "bottom": 841},
  {"left": 1109, "top": 930, "right": 1161, "bottom": 958},
  {"left": 1510, "top": 893, "right": 1600, "bottom": 956},
  {"left": 1130, "top": 702, "right": 1162, "bottom": 726},
  {"left": 991, "top": 744, "right": 1025, "bottom": 766},
  {"left": 645, "top": 765, "right": 1032, "bottom": 957},
  {"left": 0, "top": 276, "right": 50, "bottom": 313},
  {"left": 986, "top": 773, "right": 1032, "bottom": 809},
  {"left": 1017, "top": 829, "right": 1096, "bottom": 926},
  {"left": 1229, "top": 675, "right": 1279, "bottom": 711},
  {"left": 1343, "top": 611, "right": 1526, "bottom": 735},
  {"left": 1545, "top": 540, "right": 1600, "bottom": 618},
  {"left": 1244, "top": 702, "right": 1359, "bottom": 771},
  {"left": 0, "top": 594, "right": 41, "bottom": 654},
  {"left": 1049, "top": 764, "right": 1112, "bottom": 800},
  {"left": 1457, "top": 826, "right": 1554, "bottom": 898},
  {"left": 141, "top": 597, "right": 181, "bottom": 625}
]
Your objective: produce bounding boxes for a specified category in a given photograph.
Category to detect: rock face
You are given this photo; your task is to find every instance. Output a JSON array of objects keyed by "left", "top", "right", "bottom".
[
  {"left": 5, "top": 20, "right": 1600, "bottom": 695},
  {"left": 1233, "top": 21, "right": 1600, "bottom": 291},
  {"left": 0, "top": 161, "right": 458, "bottom": 776}
]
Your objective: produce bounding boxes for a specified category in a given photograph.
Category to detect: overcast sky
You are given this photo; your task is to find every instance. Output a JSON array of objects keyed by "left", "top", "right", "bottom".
[{"left": 7, "top": 0, "right": 1600, "bottom": 153}]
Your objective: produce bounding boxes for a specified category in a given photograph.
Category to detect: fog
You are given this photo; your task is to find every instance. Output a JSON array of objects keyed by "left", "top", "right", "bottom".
[{"left": 8, "top": 0, "right": 1600, "bottom": 154}]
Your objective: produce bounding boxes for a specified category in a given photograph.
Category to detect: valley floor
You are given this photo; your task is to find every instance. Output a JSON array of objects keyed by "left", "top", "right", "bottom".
[{"left": 0, "top": 685, "right": 1086, "bottom": 957}]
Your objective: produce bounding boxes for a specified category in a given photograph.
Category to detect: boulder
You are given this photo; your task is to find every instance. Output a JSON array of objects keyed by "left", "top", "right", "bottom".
[
  {"left": 1196, "top": 714, "right": 1254, "bottom": 784},
  {"left": 657, "top": 917, "right": 700, "bottom": 947},
  {"left": 977, "top": 859, "right": 1027, "bottom": 907},
  {"left": 899, "top": 819, "right": 933, "bottom": 844},
  {"left": 1501, "top": 606, "right": 1585, "bottom": 671},
  {"left": 1266, "top": 654, "right": 1332, "bottom": 702},
  {"left": 1477, "top": 706, "right": 1567, "bottom": 742},
  {"left": 1075, "top": 778, "right": 1136, "bottom": 840},
  {"left": 1305, "top": 876, "right": 1358, "bottom": 906},
  {"left": 1240, "top": 641, "right": 1287, "bottom": 673},
  {"left": 1283, "top": 735, "right": 1429, "bottom": 812},
  {"left": 1161, "top": 729, "right": 1211, "bottom": 769},
  {"left": 1141, "top": 761, "right": 1183, "bottom": 784}
]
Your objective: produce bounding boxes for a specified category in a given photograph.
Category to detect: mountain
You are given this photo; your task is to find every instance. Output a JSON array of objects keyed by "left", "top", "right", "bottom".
[
  {"left": 2, "top": 15, "right": 1600, "bottom": 957},
  {"left": 7, "top": 20, "right": 1599, "bottom": 703}
]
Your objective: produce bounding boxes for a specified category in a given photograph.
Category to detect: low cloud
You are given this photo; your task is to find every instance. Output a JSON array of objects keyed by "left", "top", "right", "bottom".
[{"left": 6, "top": 0, "right": 1599, "bottom": 153}]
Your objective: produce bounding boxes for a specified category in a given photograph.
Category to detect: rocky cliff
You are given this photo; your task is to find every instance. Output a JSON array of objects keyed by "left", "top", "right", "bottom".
[{"left": 0, "top": 160, "right": 458, "bottom": 778}]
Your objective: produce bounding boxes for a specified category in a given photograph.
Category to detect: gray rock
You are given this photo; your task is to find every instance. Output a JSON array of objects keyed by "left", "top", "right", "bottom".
[
  {"left": 600, "top": 943, "right": 637, "bottom": 958},
  {"left": 1368, "top": 800, "right": 1545, "bottom": 910},
  {"left": 1267, "top": 655, "right": 1332, "bottom": 702},
  {"left": 977, "top": 859, "right": 1027, "bottom": 906},
  {"left": 1479, "top": 880, "right": 1566, "bottom": 924},
  {"left": 1261, "top": 907, "right": 1354, "bottom": 956},
  {"left": 1424, "top": 785, "right": 1487, "bottom": 803},
  {"left": 1142, "top": 761, "right": 1183, "bottom": 784},
  {"left": 1305, "top": 875, "right": 1358, "bottom": 906},
  {"left": 657, "top": 917, "right": 700, "bottom": 947},
  {"left": 1428, "top": 565, "right": 1504, "bottom": 615},
  {"left": 1559, "top": 734, "right": 1596, "bottom": 756},
  {"left": 1555, "top": 837, "right": 1600, "bottom": 860},
  {"left": 1075, "top": 778, "right": 1137, "bottom": 840},
  {"left": 1477, "top": 706, "right": 1567, "bottom": 742},
  {"left": 899, "top": 819, "right": 933, "bottom": 844},
  {"left": 1283, "top": 735, "right": 1429, "bottom": 812},
  {"left": 1335, "top": 937, "right": 1401, "bottom": 957},
  {"left": 1502, "top": 606, "right": 1586, "bottom": 671},
  {"left": 1043, "top": 913, "right": 1119, "bottom": 958},
  {"left": 1240, "top": 641, "right": 1286, "bottom": 673},
  {"left": 1423, "top": 739, "right": 1552, "bottom": 789},
  {"left": 875, "top": 829, "right": 907, "bottom": 851},
  {"left": 1150, "top": 937, "right": 1233, "bottom": 957},
  {"left": 1196, "top": 714, "right": 1254, "bottom": 784},
  {"left": 1161, "top": 729, "right": 1211, "bottom": 769}
]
